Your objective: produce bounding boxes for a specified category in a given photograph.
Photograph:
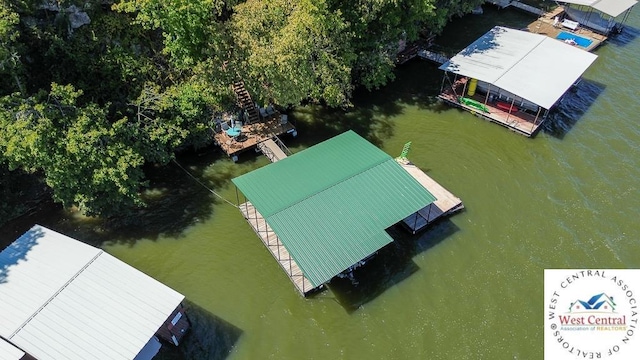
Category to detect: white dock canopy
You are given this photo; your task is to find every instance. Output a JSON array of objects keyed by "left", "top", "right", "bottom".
[
  {"left": 0, "top": 225, "right": 185, "bottom": 360},
  {"left": 0, "top": 338, "right": 24, "bottom": 360},
  {"left": 439, "top": 26, "right": 598, "bottom": 109},
  {"left": 560, "top": 0, "right": 637, "bottom": 18}
]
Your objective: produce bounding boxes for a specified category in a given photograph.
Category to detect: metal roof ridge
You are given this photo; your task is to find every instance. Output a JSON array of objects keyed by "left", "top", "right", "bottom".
[
  {"left": 9, "top": 250, "right": 105, "bottom": 339},
  {"left": 490, "top": 27, "right": 547, "bottom": 104},
  {"left": 264, "top": 156, "right": 393, "bottom": 220}
]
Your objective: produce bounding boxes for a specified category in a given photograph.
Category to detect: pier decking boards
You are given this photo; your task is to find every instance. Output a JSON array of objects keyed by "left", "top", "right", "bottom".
[
  {"left": 438, "top": 26, "right": 598, "bottom": 137},
  {"left": 525, "top": 6, "right": 606, "bottom": 51},
  {"left": 213, "top": 116, "right": 296, "bottom": 161},
  {"left": 232, "top": 131, "right": 461, "bottom": 295},
  {"left": 0, "top": 225, "right": 188, "bottom": 360},
  {"left": 399, "top": 162, "right": 464, "bottom": 233}
]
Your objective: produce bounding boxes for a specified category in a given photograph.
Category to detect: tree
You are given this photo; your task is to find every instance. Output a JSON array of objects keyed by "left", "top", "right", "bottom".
[
  {"left": 0, "top": 1, "right": 23, "bottom": 93},
  {"left": 231, "top": 0, "right": 355, "bottom": 107},
  {"left": 0, "top": 84, "right": 147, "bottom": 216}
]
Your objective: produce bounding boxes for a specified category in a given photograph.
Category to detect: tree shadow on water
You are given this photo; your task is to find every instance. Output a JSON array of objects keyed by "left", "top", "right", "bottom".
[
  {"left": 327, "top": 219, "right": 460, "bottom": 313},
  {"left": 0, "top": 148, "right": 240, "bottom": 248},
  {"left": 155, "top": 300, "right": 242, "bottom": 360},
  {"left": 287, "top": 103, "right": 398, "bottom": 149},
  {"left": 542, "top": 79, "right": 606, "bottom": 139}
]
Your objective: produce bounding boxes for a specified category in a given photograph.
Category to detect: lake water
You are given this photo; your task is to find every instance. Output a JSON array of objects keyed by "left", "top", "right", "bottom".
[{"left": 4, "top": 5, "right": 640, "bottom": 359}]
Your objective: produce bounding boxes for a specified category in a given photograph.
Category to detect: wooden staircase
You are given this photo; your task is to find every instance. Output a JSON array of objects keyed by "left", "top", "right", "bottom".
[{"left": 232, "top": 80, "right": 260, "bottom": 124}]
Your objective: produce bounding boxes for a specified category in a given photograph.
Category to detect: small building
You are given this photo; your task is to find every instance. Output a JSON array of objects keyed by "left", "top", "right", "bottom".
[
  {"left": 232, "top": 131, "right": 462, "bottom": 295},
  {"left": 438, "top": 26, "right": 598, "bottom": 137},
  {"left": 559, "top": 0, "right": 637, "bottom": 35},
  {"left": 0, "top": 225, "right": 190, "bottom": 360}
]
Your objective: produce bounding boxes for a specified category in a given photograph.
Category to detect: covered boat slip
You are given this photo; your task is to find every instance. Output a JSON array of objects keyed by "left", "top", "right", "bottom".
[
  {"left": 232, "top": 131, "right": 461, "bottom": 296},
  {"left": 558, "top": 0, "right": 637, "bottom": 34},
  {"left": 0, "top": 225, "right": 188, "bottom": 360},
  {"left": 438, "top": 26, "right": 598, "bottom": 137},
  {"left": 526, "top": 6, "right": 606, "bottom": 52}
]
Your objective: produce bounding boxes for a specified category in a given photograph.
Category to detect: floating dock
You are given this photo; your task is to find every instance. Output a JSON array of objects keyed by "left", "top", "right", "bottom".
[
  {"left": 526, "top": 6, "right": 606, "bottom": 52},
  {"left": 399, "top": 161, "right": 464, "bottom": 233},
  {"left": 239, "top": 201, "right": 317, "bottom": 296},
  {"left": 438, "top": 78, "right": 546, "bottom": 137},
  {"left": 213, "top": 116, "right": 296, "bottom": 162}
]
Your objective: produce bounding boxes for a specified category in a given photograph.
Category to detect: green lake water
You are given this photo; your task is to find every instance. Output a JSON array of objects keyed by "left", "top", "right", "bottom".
[{"left": 4, "top": 6, "right": 640, "bottom": 359}]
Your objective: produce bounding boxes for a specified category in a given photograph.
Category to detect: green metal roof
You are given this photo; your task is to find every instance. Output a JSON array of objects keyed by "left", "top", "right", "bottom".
[{"left": 232, "top": 131, "right": 436, "bottom": 287}]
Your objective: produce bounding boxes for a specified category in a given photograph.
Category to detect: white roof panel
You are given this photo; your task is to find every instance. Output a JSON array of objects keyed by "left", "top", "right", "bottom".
[
  {"left": 0, "top": 338, "right": 24, "bottom": 360},
  {"left": 0, "top": 225, "right": 185, "bottom": 360},
  {"left": 562, "top": 0, "right": 637, "bottom": 17},
  {"left": 439, "top": 26, "right": 598, "bottom": 108}
]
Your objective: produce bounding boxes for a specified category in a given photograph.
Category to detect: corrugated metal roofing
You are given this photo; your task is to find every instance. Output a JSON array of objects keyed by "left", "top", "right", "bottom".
[
  {"left": 562, "top": 0, "right": 637, "bottom": 17},
  {"left": 233, "top": 131, "right": 436, "bottom": 287},
  {"left": 233, "top": 131, "right": 391, "bottom": 218},
  {"left": 0, "top": 338, "right": 24, "bottom": 360},
  {"left": 439, "top": 26, "right": 598, "bottom": 109},
  {"left": 0, "top": 225, "right": 185, "bottom": 360}
]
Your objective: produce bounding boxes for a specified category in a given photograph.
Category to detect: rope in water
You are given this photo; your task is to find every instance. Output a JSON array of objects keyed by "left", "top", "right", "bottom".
[{"left": 172, "top": 159, "right": 239, "bottom": 209}]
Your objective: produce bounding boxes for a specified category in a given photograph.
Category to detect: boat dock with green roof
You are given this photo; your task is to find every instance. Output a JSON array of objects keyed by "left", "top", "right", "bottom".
[{"left": 232, "top": 131, "right": 463, "bottom": 295}]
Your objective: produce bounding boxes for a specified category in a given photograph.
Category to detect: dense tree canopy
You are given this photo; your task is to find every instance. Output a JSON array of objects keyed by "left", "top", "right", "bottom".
[{"left": 0, "top": 0, "right": 482, "bottom": 220}]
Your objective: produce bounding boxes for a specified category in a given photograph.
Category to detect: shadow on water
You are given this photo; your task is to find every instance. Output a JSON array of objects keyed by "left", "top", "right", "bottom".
[
  {"left": 0, "top": 226, "right": 44, "bottom": 284},
  {"left": 327, "top": 219, "right": 460, "bottom": 313},
  {"left": 154, "top": 300, "right": 242, "bottom": 360},
  {"left": 606, "top": 25, "right": 640, "bottom": 47},
  {"left": 0, "top": 148, "right": 237, "bottom": 248},
  {"left": 542, "top": 79, "right": 606, "bottom": 139}
]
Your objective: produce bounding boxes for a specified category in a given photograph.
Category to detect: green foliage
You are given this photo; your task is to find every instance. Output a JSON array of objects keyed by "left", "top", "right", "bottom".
[
  {"left": 0, "top": 1, "right": 23, "bottom": 92},
  {"left": 0, "top": 84, "right": 148, "bottom": 216},
  {"left": 231, "top": 0, "right": 355, "bottom": 107},
  {"left": 0, "top": 0, "right": 482, "bottom": 218},
  {"left": 113, "top": 0, "right": 234, "bottom": 70}
]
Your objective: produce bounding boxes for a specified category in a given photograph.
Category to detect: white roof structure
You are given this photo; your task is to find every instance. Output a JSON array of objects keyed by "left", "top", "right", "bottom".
[
  {"left": 439, "top": 26, "right": 598, "bottom": 109},
  {"left": 0, "top": 225, "right": 185, "bottom": 360},
  {"left": 560, "top": 0, "right": 637, "bottom": 18},
  {"left": 0, "top": 338, "right": 24, "bottom": 360}
]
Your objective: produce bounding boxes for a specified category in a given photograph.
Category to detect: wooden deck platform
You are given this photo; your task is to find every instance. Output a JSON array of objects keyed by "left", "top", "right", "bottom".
[
  {"left": 439, "top": 78, "right": 546, "bottom": 137},
  {"left": 526, "top": 6, "right": 606, "bottom": 52},
  {"left": 399, "top": 161, "right": 464, "bottom": 233},
  {"left": 256, "top": 138, "right": 288, "bottom": 162},
  {"left": 239, "top": 201, "right": 317, "bottom": 296},
  {"left": 214, "top": 115, "right": 296, "bottom": 161}
]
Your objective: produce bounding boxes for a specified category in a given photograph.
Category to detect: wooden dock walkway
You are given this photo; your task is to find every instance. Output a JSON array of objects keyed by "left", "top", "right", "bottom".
[
  {"left": 399, "top": 161, "right": 464, "bottom": 233},
  {"left": 240, "top": 202, "right": 316, "bottom": 296},
  {"left": 417, "top": 49, "right": 449, "bottom": 65},
  {"left": 213, "top": 116, "right": 296, "bottom": 162},
  {"left": 257, "top": 138, "right": 289, "bottom": 163},
  {"left": 510, "top": 1, "right": 544, "bottom": 16}
]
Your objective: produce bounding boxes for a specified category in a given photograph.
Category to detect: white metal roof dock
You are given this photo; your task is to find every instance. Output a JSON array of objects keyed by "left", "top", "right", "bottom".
[
  {"left": 0, "top": 225, "right": 185, "bottom": 360},
  {"left": 438, "top": 26, "right": 598, "bottom": 136},
  {"left": 561, "top": 0, "right": 637, "bottom": 18},
  {"left": 0, "top": 338, "right": 24, "bottom": 360}
]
